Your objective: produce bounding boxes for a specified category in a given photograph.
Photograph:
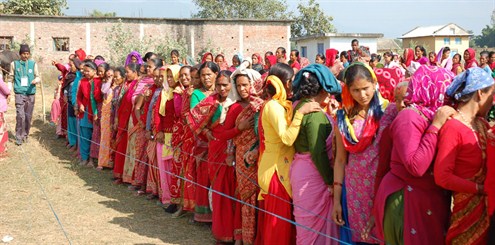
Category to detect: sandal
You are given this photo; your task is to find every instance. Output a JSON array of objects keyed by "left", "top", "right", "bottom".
[
  {"left": 112, "top": 179, "right": 123, "bottom": 185},
  {"left": 134, "top": 190, "right": 146, "bottom": 196},
  {"left": 95, "top": 166, "right": 103, "bottom": 171}
]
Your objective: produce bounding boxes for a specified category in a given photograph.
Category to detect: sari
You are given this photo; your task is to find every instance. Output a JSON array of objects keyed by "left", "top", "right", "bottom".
[
  {"left": 97, "top": 83, "right": 114, "bottom": 168},
  {"left": 176, "top": 91, "right": 195, "bottom": 208},
  {"left": 144, "top": 87, "right": 163, "bottom": 197},
  {"left": 233, "top": 96, "right": 264, "bottom": 244}
]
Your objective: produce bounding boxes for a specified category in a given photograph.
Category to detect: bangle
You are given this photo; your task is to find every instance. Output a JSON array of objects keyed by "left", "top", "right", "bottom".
[{"left": 333, "top": 181, "right": 343, "bottom": 187}]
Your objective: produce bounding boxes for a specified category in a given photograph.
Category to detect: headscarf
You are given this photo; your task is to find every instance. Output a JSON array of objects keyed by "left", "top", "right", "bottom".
[
  {"left": 325, "top": 49, "right": 339, "bottom": 67},
  {"left": 72, "top": 57, "right": 82, "bottom": 69},
  {"left": 299, "top": 57, "right": 310, "bottom": 69},
  {"left": 94, "top": 59, "right": 105, "bottom": 67},
  {"left": 253, "top": 53, "right": 263, "bottom": 65},
  {"left": 403, "top": 48, "right": 414, "bottom": 67},
  {"left": 446, "top": 67, "right": 494, "bottom": 101},
  {"left": 231, "top": 62, "right": 263, "bottom": 95},
  {"left": 125, "top": 51, "right": 143, "bottom": 66},
  {"left": 201, "top": 52, "right": 213, "bottom": 64},
  {"left": 75, "top": 48, "right": 86, "bottom": 61},
  {"left": 374, "top": 67, "right": 404, "bottom": 102},
  {"left": 159, "top": 65, "right": 181, "bottom": 116},
  {"left": 266, "top": 75, "right": 292, "bottom": 124},
  {"left": 464, "top": 48, "right": 479, "bottom": 70},
  {"left": 404, "top": 65, "right": 454, "bottom": 121},
  {"left": 265, "top": 55, "right": 277, "bottom": 69},
  {"left": 292, "top": 63, "right": 341, "bottom": 100},
  {"left": 337, "top": 62, "right": 389, "bottom": 153}
]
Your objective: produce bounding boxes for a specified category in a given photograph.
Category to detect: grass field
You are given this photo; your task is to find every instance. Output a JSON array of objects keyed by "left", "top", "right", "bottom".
[{"left": 0, "top": 82, "right": 214, "bottom": 245}]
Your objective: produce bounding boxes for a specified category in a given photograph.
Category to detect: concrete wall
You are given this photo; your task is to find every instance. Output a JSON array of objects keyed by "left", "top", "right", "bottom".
[
  {"left": 402, "top": 36, "right": 470, "bottom": 55},
  {"left": 0, "top": 15, "right": 291, "bottom": 66}
]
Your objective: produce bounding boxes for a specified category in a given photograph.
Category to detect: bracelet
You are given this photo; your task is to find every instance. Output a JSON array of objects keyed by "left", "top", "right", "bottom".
[{"left": 333, "top": 181, "right": 343, "bottom": 187}]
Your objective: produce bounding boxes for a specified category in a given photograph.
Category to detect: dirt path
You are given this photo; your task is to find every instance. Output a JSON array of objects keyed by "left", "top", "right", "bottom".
[{"left": 0, "top": 91, "right": 213, "bottom": 245}]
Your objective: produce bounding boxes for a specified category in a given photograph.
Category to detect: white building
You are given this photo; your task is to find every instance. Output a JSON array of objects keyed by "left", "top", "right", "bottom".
[{"left": 291, "top": 32, "right": 384, "bottom": 62}]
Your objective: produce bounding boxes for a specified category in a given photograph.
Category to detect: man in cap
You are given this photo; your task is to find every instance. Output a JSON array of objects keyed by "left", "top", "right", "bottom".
[{"left": 7, "top": 44, "right": 40, "bottom": 145}]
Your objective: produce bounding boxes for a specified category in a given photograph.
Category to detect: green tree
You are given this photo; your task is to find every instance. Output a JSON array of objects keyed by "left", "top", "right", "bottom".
[
  {"left": 291, "top": 0, "right": 335, "bottom": 37},
  {"left": 192, "top": 0, "right": 289, "bottom": 19},
  {"left": 89, "top": 9, "right": 116, "bottom": 17},
  {"left": 0, "top": 0, "right": 67, "bottom": 16},
  {"left": 473, "top": 25, "right": 495, "bottom": 48}
]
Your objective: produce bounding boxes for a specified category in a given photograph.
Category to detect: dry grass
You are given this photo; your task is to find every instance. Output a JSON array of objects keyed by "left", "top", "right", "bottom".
[{"left": 0, "top": 84, "right": 214, "bottom": 245}]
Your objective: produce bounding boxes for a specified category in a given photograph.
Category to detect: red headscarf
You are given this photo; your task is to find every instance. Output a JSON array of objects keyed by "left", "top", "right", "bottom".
[
  {"left": 374, "top": 67, "right": 404, "bottom": 102},
  {"left": 201, "top": 52, "right": 213, "bottom": 64},
  {"left": 265, "top": 55, "right": 277, "bottom": 69},
  {"left": 325, "top": 49, "right": 339, "bottom": 67},
  {"left": 464, "top": 48, "right": 479, "bottom": 70},
  {"left": 253, "top": 53, "right": 263, "bottom": 65},
  {"left": 75, "top": 48, "right": 86, "bottom": 61},
  {"left": 403, "top": 48, "right": 414, "bottom": 67}
]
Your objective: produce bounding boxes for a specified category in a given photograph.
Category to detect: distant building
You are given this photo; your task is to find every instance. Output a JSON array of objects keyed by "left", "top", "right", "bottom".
[
  {"left": 291, "top": 32, "right": 384, "bottom": 62},
  {"left": 377, "top": 38, "right": 402, "bottom": 55},
  {"left": 400, "top": 23, "right": 471, "bottom": 55},
  {"left": 0, "top": 14, "right": 291, "bottom": 66}
]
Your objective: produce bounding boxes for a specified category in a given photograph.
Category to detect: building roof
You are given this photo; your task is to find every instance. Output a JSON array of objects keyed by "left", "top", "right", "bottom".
[
  {"left": 0, "top": 14, "right": 293, "bottom": 24},
  {"left": 401, "top": 23, "right": 471, "bottom": 38},
  {"left": 377, "top": 38, "right": 402, "bottom": 51},
  {"left": 291, "top": 32, "right": 384, "bottom": 42}
]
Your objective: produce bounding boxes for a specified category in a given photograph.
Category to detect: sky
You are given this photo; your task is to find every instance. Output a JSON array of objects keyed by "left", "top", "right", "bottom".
[{"left": 65, "top": 0, "right": 494, "bottom": 38}]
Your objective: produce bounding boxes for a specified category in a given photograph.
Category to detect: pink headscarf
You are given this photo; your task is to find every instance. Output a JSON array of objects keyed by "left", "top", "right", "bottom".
[
  {"left": 325, "top": 49, "right": 339, "bottom": 67},
  {"left": 464, "top": 48, "right": 479, "bottom": 70},
  {"left": 404, "top": 65, "right": 454, "bottom": 121}
]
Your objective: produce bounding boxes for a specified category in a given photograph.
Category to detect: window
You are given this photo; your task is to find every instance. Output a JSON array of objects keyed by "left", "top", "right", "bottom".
[
  {"left": 53, "top": 37, "right": 70, "bottom": 52},
  {"left": 317, "top": 43, "right": 324, "bottom": 55},
  {"left": 443, "top": 37, "right": 450, "bottom": 45},
  {"left": 450, "top": 28, "right": 455, "bottom": 35},
  {"left": 455, "top": 37, "right": 462, "bottom": 44},
  {"left": 0, "top": 36, "right": 13, "bottom": 51},
  {"left": 301, "top": 46, "right": 307, "bottom": 58}
]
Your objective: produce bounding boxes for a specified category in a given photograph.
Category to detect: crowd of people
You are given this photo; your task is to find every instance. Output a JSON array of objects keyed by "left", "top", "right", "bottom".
[{"left": 1, "top": 39, "right": 495, "bottom": 245}]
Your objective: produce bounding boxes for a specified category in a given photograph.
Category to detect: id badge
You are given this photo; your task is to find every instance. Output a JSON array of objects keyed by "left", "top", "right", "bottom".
[{"left": 21, "top": 76, "right": 29, "bottom": 86}]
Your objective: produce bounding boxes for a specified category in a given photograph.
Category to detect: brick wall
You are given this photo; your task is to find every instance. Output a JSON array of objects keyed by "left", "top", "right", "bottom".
[{"left": 0, "top": 15, "right": 291, "bottom": 69}]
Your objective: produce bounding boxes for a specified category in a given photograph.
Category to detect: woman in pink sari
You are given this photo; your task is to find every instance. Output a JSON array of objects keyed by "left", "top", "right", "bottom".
[
  {"left": 373, "top": 66, "right": 455, "bottom": 245},
  {"left": 290, "top": 63, "right": 342, "bottom": 245}
]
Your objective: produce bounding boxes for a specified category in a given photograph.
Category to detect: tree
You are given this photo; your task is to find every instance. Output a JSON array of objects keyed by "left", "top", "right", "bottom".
[
  {"left": 473, "top": 25, "right": 495, "bottom": 48},
  {"left": 0, "top": 0, "right": 67, "bottom": 16},
  {"left": 291, "top": 0, "right": 335, "bottom": 37},
  {"left": 89, "top": 9, "right": 116, "bottom": 17},
  {"left": 192, "top": 0, "right": 289, "bottom": 19}
]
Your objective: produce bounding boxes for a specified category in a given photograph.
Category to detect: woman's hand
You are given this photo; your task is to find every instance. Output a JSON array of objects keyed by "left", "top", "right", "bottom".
[
  {"left": 431, "top": 106, "right": 456, "bottom": 129},
  {"left": 79, "top": 105, "right": 85, "bottom": 113},
  {"left": 237, "top": 117, "right": 254, "bottom": 131},
  {"left": 145, "top": 131, "right": 152, "bottom": 140},
  {"left": 297, "top": 101, "right": 321, "bottom": 115},
  {"left": 332, "top": 203, "right": 345, "bottom": 226},
  {"left": 362, "top": 215, "right": 375, "bottom": 240},
  {"left": 205, "top": 130, "right": 217, "bottom": 141},
  {"left": 155, "top": 132, "right": 165, "bottom": 144},
  {"left": 244, "top": 149, "right": 259, "bottom": 165}
]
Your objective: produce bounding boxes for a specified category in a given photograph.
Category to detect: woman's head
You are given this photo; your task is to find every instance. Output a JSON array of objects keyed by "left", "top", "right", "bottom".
[
  {"left": 428, "top": 51, "right": 436, "bottom": 63},
  {"left": 146, "top": 58, "right": 163, "bottom": 77},
  {"left": 276, "top": 47, "right": 286, "bottom": 60},
  {"left": 252, "top": 53, "right": 262, "bottom": 65},
  {"left": 369, "top": 54, "right": 381, "bottom": 68},
  {"left": 170, "top": 50, "right": 180, "bottom": 64},
  {"left": 383, "top": 51, "right": 393, "bottom": 64},
  {"left": 267, "top": 63, "right": 294, "bottom": 97},
  {"left": 340, "top": 51, "right": 348, "bottom": 63},
  {"left": 202, "top": 52, "right": 213, "bottom": 63},
  {"left": 452, "top": 53, "right": 462, "bottom": 64},
  {"left": 489, "top": 51, "right": 495, "bottom": 64},
  {"left": 343, "top": 63, "right": 376, "bottom": 107},
  {"left": 190, "top": 65, "right": 201, "bottom": 87},
  {"left": 155, "top": 68, "right": 165, "bottom": 87},
  {"left": 97, "top": 63, "right": 110, "bottom": 79},
  {"left": 463, "top": 48, "right": 474, "bottom": 62},
  {"left": 143, "top": 52, "right": 157, "bottom": 62},
  {"left": 82, "top": 60, "right": 98, "bottom": 79},
  {"left": 215, "top": 70, "right": 233, "bottom": 99},
  {"left": 394, "top": 81, "right": 409, "bottom": 112},
  {"left": 442, "top": 47, "right": 451, "bottom": 59},
  {"left": 166, "top": 65, "right": 181, "bottom": 89},
  {"left": 199, "top": 61, "right": 219, "bottom": 89},
  {"left": 415, "top": 45, "right": 426, "bottom": 58},
  {"left": 215, "top": 54, "right": 225, "bottom": 65},
  {"left": 296, "top": 71, "right": 323, "bottom": 99},
  {"left": 179, "top": 66, "right": 192, "bottom": 88},
  {"left": 234, "top": 74, "right": 251, "bottom": 100},
  {"left": 480, "top": 51, "right": 489, "bottom": 66},
  {"left": 113, "top": 66, "right": 126, "bottom": 86},
  {"left": 232, "top": 55, "right": 241, "bottom": 67},
  {"left": 125, "top": 63, "right": 140, "bottom": 81},
  {"left": 290, "top": 50, "right": 299, "bottom": 62},
  {"left": 315, "top": 53, "right": 326, "bottom": 64},
  {"left": 446, "top": 67, "right": 495, "bottom": 116}
]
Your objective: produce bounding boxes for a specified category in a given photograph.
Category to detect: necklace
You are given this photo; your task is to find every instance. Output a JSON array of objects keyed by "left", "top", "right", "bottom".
[
  {"left": 457, "top": 109, "right": 476, "bottom": 132},
  {"left": 457, "top": 109, "right": 486, "bottom": 159}
]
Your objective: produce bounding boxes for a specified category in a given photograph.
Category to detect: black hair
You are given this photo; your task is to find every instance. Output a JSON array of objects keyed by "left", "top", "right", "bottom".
[
  {"left": 114, "top": 66, "right": 126, "bottom": 78},
  {"left": 340, "top": 51, "right": 348, "bottom": 59},
  {"left": 199, "top": 61, "right": 220, "bottom": 75},
  {"left": 383, "top": 51, "right": 393, "bottom": 58},
  {"left": 126, "top": 63, "right": 140, "bottom": 73},
  {"left": 370, "top": 54, "right": 381, "bottom": 62},
  {"left": 296, "top": 72, "right": 321, "bottom": 98},
  {"left": 233, "top": 73, "right": 249, "bottom": 84},
  {"left": 277, "top": 47, "right": 286, "bottom": 54},
  {"left": 351, "top": 39, "right": 359, "bottom": 45},
  {"left": 415, "top": 45, "right": 427, "bottom": 57},
  {"left": 232, "top": 55, "right": 241, "bottom": 63},
  {"left": 480, "top": 51, "right": 489, "bottom": 57},
  {"left": 489, "top": 51, "right": 495, "bottom": 58},
  {"left": 191, "top": 64, "right": 200, "bottom": 73},
  {"left": 98, "top": 62, "right": 110, "bottom": 72},
  {"left": 265, "top": 51, "right": 274, "bottom": 56},
  {"left": 266, "top": 63, "right": 294, "bottom": 97},
  {"left": 291, "top": 49, "right": 299, "bottom": 58},
  {"left": 143, "top": 52, "right": 157, "bottom": 62},
  {"left": 442, "top": 47, "right": 451, "bottom": 54},
  {"left": 216, "top": 70, "right": 232, "bottom": 81},
  {"left": 94, "top": 55, "right": 105, "bottom": 61},
  {"left": 428, "top": 51, "right": 436, "bottom": 57},
  {"left": 179, "top": 65, "right": 192, "bottom": 73},
  {"left": 316, "top": 53, "right": 326, "bottom": 60},
  {"left": 82, "top": 59, "right": 97, "bottom": 71},
  {"left": 148, "top": 58, "right": 163, "bottom": 69},
  {"left": 344, "top": 63, "right": 374, "bottom": 87},
  {"left": 171, "top": 49, "right": 179, "bottom": 57}
]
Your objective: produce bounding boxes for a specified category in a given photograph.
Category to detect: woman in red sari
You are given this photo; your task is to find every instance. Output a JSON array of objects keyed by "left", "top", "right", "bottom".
[
  {"left": 187, "top": 61, "right": 220, "bottom": 223},
  {"left": 231, "top": 62, "right": 264, "bottom": 245},
  {"left": 435, "top": 67, "right": 495, "bottom": 245},
  {"left": 190, "top": 70, "right": 252, "bottom": 243},
  {"left": 112, "top": 63, "right": 140, "bottom": 184}
]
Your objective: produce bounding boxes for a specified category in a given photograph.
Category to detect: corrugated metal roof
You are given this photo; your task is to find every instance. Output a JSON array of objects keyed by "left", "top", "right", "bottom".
[{"left": 401, "top": 23, "right": 471, "bottom": 38}]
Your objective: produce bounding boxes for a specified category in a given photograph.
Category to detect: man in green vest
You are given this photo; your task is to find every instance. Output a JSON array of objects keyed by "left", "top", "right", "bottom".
[{"left": 7, "top": 44, "right": 40, "bottom": 145}]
